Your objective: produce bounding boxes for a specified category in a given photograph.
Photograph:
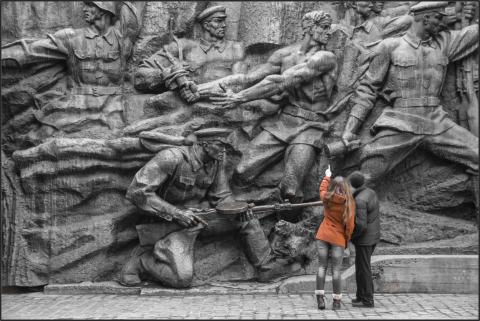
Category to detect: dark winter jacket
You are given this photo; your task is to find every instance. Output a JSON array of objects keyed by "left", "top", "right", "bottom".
[{"left": 351, "top": 185, "right": 380, "bottom": 246}]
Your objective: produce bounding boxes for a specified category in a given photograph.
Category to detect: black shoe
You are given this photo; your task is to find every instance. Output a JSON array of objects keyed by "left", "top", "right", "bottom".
[
  {"left": 332, "top": 299, "right": 341, "bottom": 310},
  {"left": 351, "top": 298, "right": 362, "bottom": 304},
  {"left": 352, "top": 300, "right": 374, "bottom": 308},
  {"left": 316, "top": 295, "right": 325, "bottom": 310}
]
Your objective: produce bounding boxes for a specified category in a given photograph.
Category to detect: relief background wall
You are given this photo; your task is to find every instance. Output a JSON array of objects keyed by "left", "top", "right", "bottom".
[{"left": 1, "top": 1, "right": 477, "bottom": 287}]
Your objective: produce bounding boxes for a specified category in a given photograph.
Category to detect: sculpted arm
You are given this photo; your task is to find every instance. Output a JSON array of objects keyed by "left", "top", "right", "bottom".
[
  {"left": 445, "top": 24, "right": 479, "bottom": 62},
  {"left": 117, "top": 1, "right": 140, "bottom": 59},
  {"left": 218, "top": 51, "right": 336, "bottom": 104},
  {"left": 133, "top": 42, "right": 184, "bottom": 92},
  {"left": 125, "top": 150, "right": 184, "bottom": 222},
  {"left": 207, "top": 153, "right": 234, "bottom": 207},
  {"left": 342, "top": 40, "right": 392, "bottom": 141},
  {"left": 1, "top": 29, "right": 71, "bottom": 67},
  {"left": 134, "top": 50, "right": 172, "bottom": 92},
  {"left": 212, "top": 47, "right": 285, "bottom": 92}
]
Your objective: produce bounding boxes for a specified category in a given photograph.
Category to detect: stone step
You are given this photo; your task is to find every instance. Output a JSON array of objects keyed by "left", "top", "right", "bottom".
[{"left": 43, "top": 255, "right": 478, "bottom": 296}]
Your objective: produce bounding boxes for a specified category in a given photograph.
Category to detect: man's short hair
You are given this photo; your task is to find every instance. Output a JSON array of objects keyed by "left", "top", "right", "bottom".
[
  {"left": 302, "top": 10, "right": 332, "bottom": 35},
  {"left": 348, "top": 171, "right": 365, "bottom": 189}
]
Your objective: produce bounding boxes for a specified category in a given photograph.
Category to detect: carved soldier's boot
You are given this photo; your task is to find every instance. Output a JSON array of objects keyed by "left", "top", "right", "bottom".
[
  {"left": 257, "top": 256, "right": 293, "bottom": 282},
  {"left": 119, "top": 245, "right": 148, "bottom": 286}
]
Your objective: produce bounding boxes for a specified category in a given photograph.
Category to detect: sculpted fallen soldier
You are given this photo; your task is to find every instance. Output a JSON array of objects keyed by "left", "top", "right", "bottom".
[
  {"left": 208, "top": 11, "right": 338, "bottom": 203},
  {"left": 120, "top": 128, "right": 291, "bottom": 288}
]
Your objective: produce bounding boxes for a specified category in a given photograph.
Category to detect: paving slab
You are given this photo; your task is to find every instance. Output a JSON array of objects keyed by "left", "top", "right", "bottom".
[{"left": 2, "top": 293, "right": 477, "bottom": 319}]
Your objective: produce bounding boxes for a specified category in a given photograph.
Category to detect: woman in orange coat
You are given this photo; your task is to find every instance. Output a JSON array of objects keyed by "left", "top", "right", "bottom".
[{"left": 314, "top": 165, "right": 355, "bottom": 310}]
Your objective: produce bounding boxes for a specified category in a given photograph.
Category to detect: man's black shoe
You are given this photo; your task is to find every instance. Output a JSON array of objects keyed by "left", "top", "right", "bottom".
[
  {"left": 351, "top": 298, "right": 362, "bottom": 304},
  {"left": 352, "top": 300, "right": 374, "bottom": 308}
]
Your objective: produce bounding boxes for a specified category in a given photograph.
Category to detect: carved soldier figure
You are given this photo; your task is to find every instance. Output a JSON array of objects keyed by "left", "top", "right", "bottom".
[
  {"left": 347, "top": 1, "right": 412, "bottom": 46},
  {"left": 1, "top": 1, "right": 139, "bottom": 140},
  {"left": 120, "top": 128, "right": 288, "bottom": 288},
  {"left": 209, "top": 11, "right": 337, "bottom": 203},
  {"left": 333, "top": 1, "right": 412, "bottom": 98},
  {"left": 341, "top": 2, "right": 479, "bottom": 185},
  {"left": 134, "top": 5, "right": 247, "bottom": 103}
]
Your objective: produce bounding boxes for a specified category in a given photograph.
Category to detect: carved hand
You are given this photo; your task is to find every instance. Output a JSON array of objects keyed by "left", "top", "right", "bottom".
[
  {"left": 341, "top": 115, "right": 361, "bottom": 146},
  {"left": 238, "top": 209, "right": 255, "bottom": 222},
  {"left": 174, "top": 209, "right": 208, "bottom": 227},
  {"left": 464, "top": 2, "right": 477, "bottom": 21},
  {"left": 209, "top": 92, "right": 245, "bottom": 109},
  {"left": 179, "top": 81, "right": 200, "bottom": 103},
  {"left": 341, "top": 131, "right": 358, "bottom": 146},
  {"left": 197, "top": 81, "right": 227, "bottom": 98}
]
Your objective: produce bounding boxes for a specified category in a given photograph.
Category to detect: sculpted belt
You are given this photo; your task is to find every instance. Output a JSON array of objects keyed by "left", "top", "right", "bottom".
[
  {"left": 283, "top": 105, "right": 326, "bottom": 122},
  {"left": 393, "top": 97, "right": 440, "bottom": 108},
  {"left": 71, "top": 86, "right": 124, "bottom": 96}
]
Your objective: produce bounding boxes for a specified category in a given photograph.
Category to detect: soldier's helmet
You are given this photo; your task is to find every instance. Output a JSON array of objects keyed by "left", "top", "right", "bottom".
[{"left": 84, "top": 1, "right": 117, "bottom": 17}]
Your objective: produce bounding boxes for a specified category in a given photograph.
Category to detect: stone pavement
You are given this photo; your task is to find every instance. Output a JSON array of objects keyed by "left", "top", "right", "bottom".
[{"left": 1, "top": 292, "right": 478, "bottom": 319}]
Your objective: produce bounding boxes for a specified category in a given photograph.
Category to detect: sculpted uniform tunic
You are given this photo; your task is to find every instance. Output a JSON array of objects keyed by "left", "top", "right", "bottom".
[
  {"left": 134, "top": 37, "right": 246, "bottom": 91},
  {"left": 334, "top": 15, "right": 413, "bottom": 102},
  {"left": 126, "top": 146, "right": 232, "bottom": 221},
  {"left": 350, "top": 25, "right": 479, "bottom": 177},
  {"left": 126, "top": 145, "right": 272, "bottom": 273},
  {"left": 2, "top": 24, "right": 134, "bottom": 138}
]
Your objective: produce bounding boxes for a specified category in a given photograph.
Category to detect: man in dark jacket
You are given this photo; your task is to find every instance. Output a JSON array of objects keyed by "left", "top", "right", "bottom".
[{"left": 348, "top": 171, "right": 380, "bottom": 308}]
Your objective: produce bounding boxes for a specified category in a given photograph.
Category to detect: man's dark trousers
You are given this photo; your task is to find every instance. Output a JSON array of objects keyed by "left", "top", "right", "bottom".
[{"left": 355, "top": 244, "right": 376, "bottom": 306}]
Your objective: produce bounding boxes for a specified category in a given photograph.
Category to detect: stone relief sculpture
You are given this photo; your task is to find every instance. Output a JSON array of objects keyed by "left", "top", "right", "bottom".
[
  {"left": 126, "top": 5, "right": 249, "bottom": 135},
  {"left": 340, "top": 1, "right": 478, "bottom": 195},
  {"left": 1, "top": 1, "right": 478, "bottom": 289},
  {"left": 206, "top": 11, "right": 337, "bottom": 203},
  {"left": 2, "top": 1, "right": 139, "bottom": 141},
  {"left": 120, "top": 127, "right": 294, "bottom": 288}
]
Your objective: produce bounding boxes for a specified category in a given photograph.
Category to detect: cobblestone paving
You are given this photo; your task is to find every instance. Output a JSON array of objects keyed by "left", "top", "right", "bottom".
[{"left": 1, "top": 292, "right": 478, "bottom": 319}]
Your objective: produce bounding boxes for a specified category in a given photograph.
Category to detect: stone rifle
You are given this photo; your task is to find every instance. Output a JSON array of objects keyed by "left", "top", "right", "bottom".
[{"left": 136, "top": 200, "right": 323, "bottom": 246}]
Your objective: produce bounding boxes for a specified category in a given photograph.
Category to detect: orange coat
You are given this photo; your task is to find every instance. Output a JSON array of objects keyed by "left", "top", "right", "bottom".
[{"left": 315, "top": 176, "right": 355, "bottom": 248}]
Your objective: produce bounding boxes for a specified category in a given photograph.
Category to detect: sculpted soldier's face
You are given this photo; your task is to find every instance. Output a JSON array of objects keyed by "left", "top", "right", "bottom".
[
  {"left": 423, "top": 12, "right": 444, "bottom": 36},
  {"left": 356, "top": 1, "right": 373, "bottom": 18},
  {"left": 371, "top": 1, "right": 384, "bottom": 14},
  {"left": 203, "top": 140, "right": 226, "bottom": 161},
  {"left": 203, "top": 15, "right": 227, "bottom": 40},
  {"left": 311, "top": 22, "right": 331, "bottom": 45},
  {"left": 83, "top": 3, "right": 102, "bottom": 24}
]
